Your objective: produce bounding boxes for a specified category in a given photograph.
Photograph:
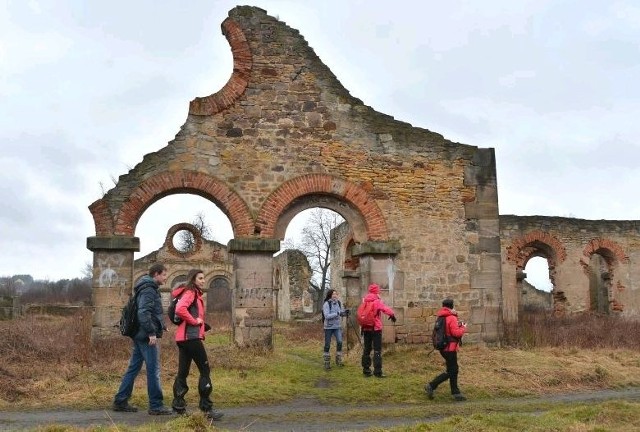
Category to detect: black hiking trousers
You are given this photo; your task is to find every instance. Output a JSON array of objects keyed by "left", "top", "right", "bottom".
[
  {"left": 172, "top": 339, "right": 213, "bottom": 412},
  {"left": 361, "top": 330, "right": 383, "bottom": 376},
  {"left": 429, "top": 350, "right": 461, "bottom": 395}
]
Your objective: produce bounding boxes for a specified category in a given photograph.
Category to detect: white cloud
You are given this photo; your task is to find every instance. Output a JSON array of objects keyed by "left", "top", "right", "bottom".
[{"left": 1, "top": 0, "right": 639, "bottom": 280}]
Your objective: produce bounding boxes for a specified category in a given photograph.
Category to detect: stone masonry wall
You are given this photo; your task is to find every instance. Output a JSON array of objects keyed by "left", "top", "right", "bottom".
[
  {"left": 500, "top": 215, "right": 640, "bottom": 321},
  {"left": 89, "top": 6, "right": 501, "bottom": 344},
  {"left": 133, "top": 223, "right": 232, "bottom": 312},
  {"left": 273, "top": 249, "right": 312, "bottom": 321}
]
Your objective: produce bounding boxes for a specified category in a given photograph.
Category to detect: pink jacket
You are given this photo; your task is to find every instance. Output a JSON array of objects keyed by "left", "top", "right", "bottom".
[
  {"left": 437, "top": 307, "right": 466, "bottom": 352},
  {"left": 362, "top": 293, "right": 395, "bottom": 331},
  {"left": 173, "top": 286, "right": 205, "bottom": 342}
]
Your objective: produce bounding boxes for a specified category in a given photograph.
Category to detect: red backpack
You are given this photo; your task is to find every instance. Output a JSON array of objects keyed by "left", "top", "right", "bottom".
[{"left": 356, "top": 300, "right": 377, "bottom": 329}]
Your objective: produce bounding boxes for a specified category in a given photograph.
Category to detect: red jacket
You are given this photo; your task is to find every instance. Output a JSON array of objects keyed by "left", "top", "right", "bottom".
[
  {"left": 173, "top": 286, "right": 205, "bottom": 342},
  {"left": 362, "top": 293, "right": 395, "bottom": 331},
  {"left": 437, "top": 307, "right": 466, "bottom": 352}
]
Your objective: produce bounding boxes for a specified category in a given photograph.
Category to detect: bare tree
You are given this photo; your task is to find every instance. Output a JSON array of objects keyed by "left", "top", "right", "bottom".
[
  {"left": 82, "top": 262, "right": 93, "bottom": 280},
  {"left": 288, "top": 208, "right": 344, "bottom": 312},
  {"left": 177, "top": 212, "right": 214, "bottom": 252}
]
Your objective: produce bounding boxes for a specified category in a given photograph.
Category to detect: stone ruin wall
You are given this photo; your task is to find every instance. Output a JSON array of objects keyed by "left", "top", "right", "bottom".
[
  {"left": 133, "top": 223, "right": 232, "bottom": 312},
  {"left": 273, "top": 249, "right": 312, "bottom": 321},
  {"left": 87, "top": 6, "right": 502, "bottom": 345},
  {"left": 520, "top": 280, "right": 552, "bottom": 312},
  {"left": 500, "top": 215, "right": 640, "bottom": 322}
]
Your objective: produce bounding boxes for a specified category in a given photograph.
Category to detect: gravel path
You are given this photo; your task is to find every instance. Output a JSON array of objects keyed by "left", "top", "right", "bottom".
[{"left": 2, "top": 388, "right": 640, "bottom": 431}]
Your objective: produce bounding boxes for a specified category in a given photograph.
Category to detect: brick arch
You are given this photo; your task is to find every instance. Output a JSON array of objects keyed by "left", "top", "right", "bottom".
[
  {"left": 189, "top": 18, "right": 252, "bottom": 116},
  {"left": 580, "top": 237, "right": 628, "bottom": 313},
  {"left": 582, "top": 237, "right": 629, "bottom": 264},
  {"left": 112, "top": 171, "right": 254, "bottom": 237},
  {"left": 89, "top": 198, "right": 115, "bottom": 237},
  {"left": 506, "top": 230, "right": 567, "bottom": 269},
  {"left": 256, "top": 174, "right": 389, "bottom": 241}
]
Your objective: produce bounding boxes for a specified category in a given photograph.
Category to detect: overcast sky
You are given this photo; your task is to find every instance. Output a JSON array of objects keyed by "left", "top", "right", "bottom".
[{"left": 1, "top": 1, "right": 639, "bottom": 284}]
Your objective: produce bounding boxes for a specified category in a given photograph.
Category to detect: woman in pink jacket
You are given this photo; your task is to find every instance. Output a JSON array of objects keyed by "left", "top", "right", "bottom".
[
  {"left": 425, "top": 298, "right": 467, "bottom": 401},
  {"left": 360, "top": 283, "right": 396, "bottom": 378},
  {"left": 170, "top": 269, "right": 223, "bottom": 420}
]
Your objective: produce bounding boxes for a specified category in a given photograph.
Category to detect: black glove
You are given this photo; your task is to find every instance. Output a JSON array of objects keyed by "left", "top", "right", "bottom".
[
  {"left": 343, "top": 309, "right": 350, "bottom": 316},
  {"left": 204, "top": 323, "right": 212, "bottom": 332},
  {"left": 388, "top": 315, "right": 397, "bottom": 323}
]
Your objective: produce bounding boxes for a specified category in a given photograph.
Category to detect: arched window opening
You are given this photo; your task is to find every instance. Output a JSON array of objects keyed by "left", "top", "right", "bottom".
[
  {"left": 589, "top": 253, "right": 610, "bottom": 314},
  {"left": 208, "top": 277, "right": 231, "bottom": 313},
  {"left": 171, "top": 275, "right": 187, "bottom": 289},
  {"left": 524, "top": 256, "right": 553, "bottom": 292}
]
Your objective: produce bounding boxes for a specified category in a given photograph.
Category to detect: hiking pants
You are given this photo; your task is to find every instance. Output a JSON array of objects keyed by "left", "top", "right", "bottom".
[
  {"left": 361, "top": 330, "right": 383, "bottom": 375},
  {"left": 172, "top": 339, "right": 213, "bottom": 412},
  {"left": 323, "top": 328, "right": 343, "bottom": 353},
  {"left": 430, "top": 350, "right": 461, "bottom": 395}
]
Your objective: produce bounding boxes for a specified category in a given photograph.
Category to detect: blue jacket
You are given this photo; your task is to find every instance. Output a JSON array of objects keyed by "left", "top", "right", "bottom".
[
  {"left": 323, "top": 299, "right": 344, "bottom": 330},
  {"left": 133, "top": 275, "right": 165, "bottom": 340}
]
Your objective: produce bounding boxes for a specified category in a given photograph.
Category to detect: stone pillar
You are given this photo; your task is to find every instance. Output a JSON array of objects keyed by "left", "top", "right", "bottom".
[
  {"left": 87, "top": 236, "right": 139, "bottom": 339},
  {"left": 352, "top": 240, "right": 401, "bottom": 343},
  {"left": 228, "top": 238, "right": 280, "bottom": 348},
  {"left": 340, "top": 269, "right": 360, "bottom": 350}
]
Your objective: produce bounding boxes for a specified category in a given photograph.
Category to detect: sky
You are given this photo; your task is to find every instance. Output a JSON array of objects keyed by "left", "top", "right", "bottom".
[{"left": 1, "top": 1, "right": 639, "bottom": 288}]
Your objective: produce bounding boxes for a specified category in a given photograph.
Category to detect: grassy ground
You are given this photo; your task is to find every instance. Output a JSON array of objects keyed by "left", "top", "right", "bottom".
[{"left": 1, "top": 310, "right": 640, "bottom": 431}]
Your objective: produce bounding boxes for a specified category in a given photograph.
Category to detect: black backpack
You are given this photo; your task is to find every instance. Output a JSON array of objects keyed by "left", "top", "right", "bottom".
[
  {"left": 119, "top": 290, "right": 141, "bottom": 337},
  {"left": 167, "top": 286, "right": 195, "bottom": 325},
  {"left": 431, "top": 315, "right": 449, "bottom": 350}
]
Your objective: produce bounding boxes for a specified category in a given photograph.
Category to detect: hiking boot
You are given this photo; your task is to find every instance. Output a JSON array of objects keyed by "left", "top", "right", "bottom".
[
  {"left": 425, "top": 384, "right": 434, "bottom": 400},
  {"left": 112, "top": 403, "right": 138, "bottom": 412},
  {"left": 335, "top": 352, "right": 344, "bottom": 367},
  {"left": 374, "top": 373, "right": 387, "bottom": 378},
  {"left": 453, "top": 393, "right": 467, "bottom": 402},
  {"left": 204, "top": 408, "right": 224, "bottom": 420},
  {"left": 148, "top": 406, "right": 174, "bottom": 415},
  {"left": 363, "top": 368, "right": 372, "bottom": 377},
  {"left": 323, "top": 353, "right": 332, "bottom": 370},
  {"left": 172, "top": 408, "right": 187, "bottom": 415}
]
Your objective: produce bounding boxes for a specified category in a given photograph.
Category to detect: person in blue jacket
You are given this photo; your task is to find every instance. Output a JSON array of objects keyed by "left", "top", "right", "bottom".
[
  {"left": 113, "top": 264, "right": 173, "bottom": 415},
  {"left": 322, "top": 289, "right": 348, "bottom": 369}
]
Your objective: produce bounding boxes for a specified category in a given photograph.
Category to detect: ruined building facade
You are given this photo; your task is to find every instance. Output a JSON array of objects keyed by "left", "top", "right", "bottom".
[{"left": 87, "top": 6, "right": 640, "bottom": 346}]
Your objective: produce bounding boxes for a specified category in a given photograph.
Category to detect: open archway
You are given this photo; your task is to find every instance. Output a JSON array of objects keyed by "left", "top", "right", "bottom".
[
  {"left": 581, "top": 238, "right": 629, "bottom": 314},
  {"left": 506, "top": 231, "right": 566, "bottom": 317}
]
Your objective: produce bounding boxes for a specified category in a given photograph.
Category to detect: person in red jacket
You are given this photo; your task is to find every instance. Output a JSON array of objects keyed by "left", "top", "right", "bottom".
[
  {"left": 360, "top": 283, "right": 396, "bottom": 378},
  {"left": 425, "top": 298, "right": 467, "bottom": 401},
  {"left": 170, "top": 269, "right": 223, "bottom": 420}
]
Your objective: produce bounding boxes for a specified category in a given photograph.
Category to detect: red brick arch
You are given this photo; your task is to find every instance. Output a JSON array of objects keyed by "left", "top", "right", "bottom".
[
  {"left": 506, "top": 230, "right": 567, "bottom": 269},
  {"left": 89, "top": 198, "right": 115, "bottom": 237},
  {"left": 189, "top": 18, "right": 252, "bottom": 116},
  {"left": 111, "top": 171, "right": 253, "bottom": 237},
  {"left": 583, "top": 237, "right": 629, "bottom": 264},
  {"left": 256, "top": 174, "right": 389, "bottom": 240}
]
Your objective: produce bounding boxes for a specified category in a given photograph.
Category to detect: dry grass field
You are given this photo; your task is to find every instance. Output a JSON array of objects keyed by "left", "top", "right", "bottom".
[{"left": 1, "top": 309, "right": 639, "bottom": 431}]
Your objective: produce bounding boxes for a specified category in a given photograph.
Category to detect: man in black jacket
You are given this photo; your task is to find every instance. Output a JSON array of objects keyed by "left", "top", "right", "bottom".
[{"left": 113, "top": 263, "right": 173, "bottom": 415}]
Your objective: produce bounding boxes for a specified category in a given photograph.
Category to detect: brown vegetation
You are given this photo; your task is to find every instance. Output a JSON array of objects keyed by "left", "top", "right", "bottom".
[
  {"left": 503, "top": 310, "right": 640, "bottom": 349},
  {"left": 0, "top": 310, "right": 638, "bottom": 410}
]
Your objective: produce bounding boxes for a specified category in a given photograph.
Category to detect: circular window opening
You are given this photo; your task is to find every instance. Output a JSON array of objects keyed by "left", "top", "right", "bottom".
[{"left": 173, "top": 229, "right": 196, "bottom": 253}]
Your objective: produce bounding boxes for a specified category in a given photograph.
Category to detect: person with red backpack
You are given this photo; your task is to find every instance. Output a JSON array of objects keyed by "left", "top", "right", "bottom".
[
  {"left": 425, "top": 298, "right": 467, "bottom": 401},
  {"left": 359, "top": 283, "right": 396, "bottom": 378},
  {"left": 170, "top": 269, "right": 223, "bottom": 420}
]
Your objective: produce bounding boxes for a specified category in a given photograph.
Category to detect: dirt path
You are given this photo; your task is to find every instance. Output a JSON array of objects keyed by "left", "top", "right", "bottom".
[{"left": 2, "top": 388, "right": 640, "bottom": 431}]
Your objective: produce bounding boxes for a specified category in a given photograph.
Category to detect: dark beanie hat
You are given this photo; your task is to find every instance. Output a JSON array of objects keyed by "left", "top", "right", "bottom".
[{"left": 442, "top": 298, "right": 454, "bottom": 309}]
